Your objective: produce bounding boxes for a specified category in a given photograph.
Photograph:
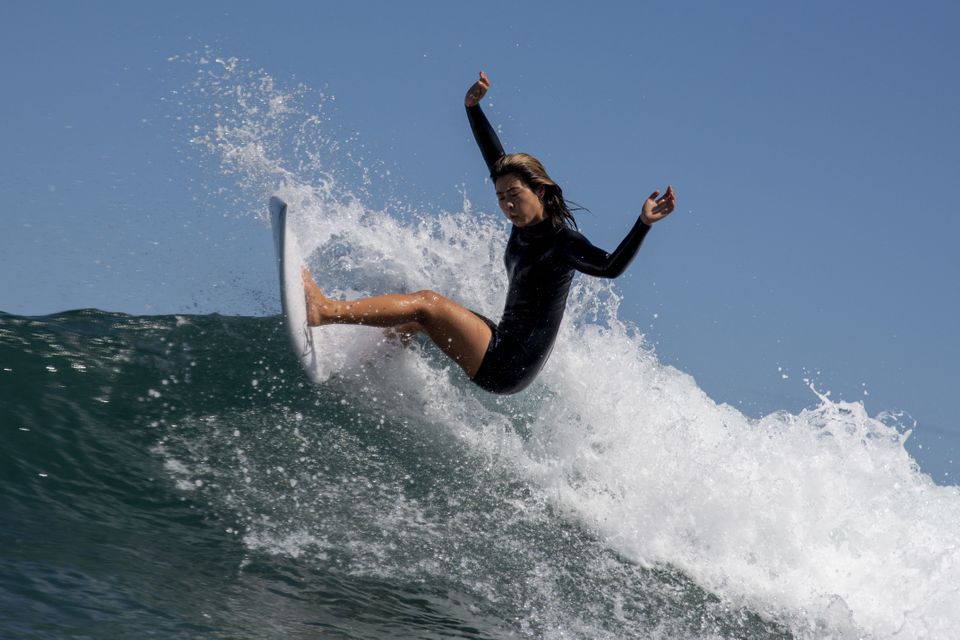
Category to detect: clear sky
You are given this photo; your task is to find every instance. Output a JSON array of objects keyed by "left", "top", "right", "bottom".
[{"left": 2, "top": 1, "right": 958, "bottom": 479}]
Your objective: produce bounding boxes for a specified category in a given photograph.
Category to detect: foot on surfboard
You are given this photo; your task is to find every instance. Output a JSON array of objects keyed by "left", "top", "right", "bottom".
[{"left": 301, "top": 266, "right": 329, "bottom": 327}]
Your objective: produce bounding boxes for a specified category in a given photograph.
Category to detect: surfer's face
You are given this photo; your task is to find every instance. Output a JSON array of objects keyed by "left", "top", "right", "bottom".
[{"left": 495, "top": 174, "right": 546, "bottom": 227}]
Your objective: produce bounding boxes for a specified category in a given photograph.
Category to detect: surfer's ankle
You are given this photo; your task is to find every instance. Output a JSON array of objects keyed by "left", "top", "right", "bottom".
[
  {"left": 305, "top": 292, "right": 330, "bottom": 327},
  {"left": 306, "top": 304, "right": 320, "bottom": 327},
  {"left": 302, "top": 275, "right": 328, "bottom": 326}
]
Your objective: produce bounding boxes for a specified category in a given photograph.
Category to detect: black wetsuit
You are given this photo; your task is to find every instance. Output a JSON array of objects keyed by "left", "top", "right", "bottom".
[{"left": 466, "top": 104, "right": 652, "bottom": 394}]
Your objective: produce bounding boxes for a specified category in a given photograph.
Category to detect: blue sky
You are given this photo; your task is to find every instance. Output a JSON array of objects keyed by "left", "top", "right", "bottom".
[{"left": 2, "top": 1, "right": 958, "bottom": 479}]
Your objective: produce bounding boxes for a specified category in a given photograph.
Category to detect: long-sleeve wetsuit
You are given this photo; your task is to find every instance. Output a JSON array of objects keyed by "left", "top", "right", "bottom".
[{"left": 466, "top": 104, "right": 652, "bottom": 394}]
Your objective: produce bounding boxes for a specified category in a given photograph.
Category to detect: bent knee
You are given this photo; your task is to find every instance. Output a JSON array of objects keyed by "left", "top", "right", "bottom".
[
  {"left": 413, "top": 289, "right": 444, "bottom": 307},
  {"left": 412, "top": 289, "right": 451, "bottom": 321}
]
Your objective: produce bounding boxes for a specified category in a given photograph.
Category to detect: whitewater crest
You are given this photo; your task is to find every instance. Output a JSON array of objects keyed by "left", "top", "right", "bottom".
[{"left": 167, "top": 54, "right": 960, "bottom": 639}]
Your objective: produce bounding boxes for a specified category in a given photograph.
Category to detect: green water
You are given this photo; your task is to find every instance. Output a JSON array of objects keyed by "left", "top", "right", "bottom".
[{"left": 0, "top": 310, "right": 790, "bottom": 639}]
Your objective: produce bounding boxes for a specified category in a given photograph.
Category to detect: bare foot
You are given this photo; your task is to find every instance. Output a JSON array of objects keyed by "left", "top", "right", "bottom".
[{"left": 301, "top": 266, "right": 330, "bottom": 327}]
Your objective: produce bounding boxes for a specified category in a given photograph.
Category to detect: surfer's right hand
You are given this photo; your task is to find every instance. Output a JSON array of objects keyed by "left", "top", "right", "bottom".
[{"left": 464, "top": 71, "right": 490, "bottom": 107}]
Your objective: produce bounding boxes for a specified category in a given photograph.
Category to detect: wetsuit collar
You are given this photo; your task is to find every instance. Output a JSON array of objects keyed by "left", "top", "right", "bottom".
[{"left": 513, "top": 217, "right": 558, "bottom": 237}]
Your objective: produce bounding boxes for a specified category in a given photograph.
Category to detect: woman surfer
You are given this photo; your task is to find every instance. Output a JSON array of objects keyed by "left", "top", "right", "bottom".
[{"left": 302, "top": 71, "right": 677, "bottom": 394}]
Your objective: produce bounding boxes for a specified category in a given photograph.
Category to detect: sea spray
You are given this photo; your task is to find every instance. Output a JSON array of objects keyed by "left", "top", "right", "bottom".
[
  {"left": 527, "top": 319, "right": 960, "bottom": 637},
  {"left": 170, "top": 53, "right": 960, "bottom": 638}
]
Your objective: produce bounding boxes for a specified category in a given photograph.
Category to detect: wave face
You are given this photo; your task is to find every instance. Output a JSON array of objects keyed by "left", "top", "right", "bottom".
[
  {"left": 3, "top": 303, "right": 959, "bottom": 639},
  {"left": 4, "top": 56, "right": 959, "bottom": 639},
  {"left": 1, "top": 310, "right": 787, "bottom": 639}
]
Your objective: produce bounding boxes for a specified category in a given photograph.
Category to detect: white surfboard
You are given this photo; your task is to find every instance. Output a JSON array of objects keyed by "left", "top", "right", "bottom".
[{"left": 269, "top": 196, "right": 324, "bottom": 383}]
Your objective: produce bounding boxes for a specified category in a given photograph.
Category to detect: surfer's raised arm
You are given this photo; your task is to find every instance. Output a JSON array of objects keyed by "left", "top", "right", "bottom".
[
  {"left": 560, "top": 187, "right": 676, "bottom": 278},
  {"left": 464, "top": 71, "right": 504, "bottom": 175}
]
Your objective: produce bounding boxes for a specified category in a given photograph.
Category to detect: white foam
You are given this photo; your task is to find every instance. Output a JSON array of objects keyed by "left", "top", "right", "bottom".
[{"left": 528, "top": 322, "right": 960, "bottom": 638}]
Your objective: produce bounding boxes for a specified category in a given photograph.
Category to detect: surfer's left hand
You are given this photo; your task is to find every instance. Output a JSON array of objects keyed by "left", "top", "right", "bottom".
[
  {"left": 640, "top": 186, "right": 676, "bottom": 225},
  {"left": 465, "top": 71, "right": 490, "bottom": 107}
]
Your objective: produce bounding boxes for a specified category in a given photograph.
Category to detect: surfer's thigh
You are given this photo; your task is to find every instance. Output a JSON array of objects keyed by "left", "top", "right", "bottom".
[{"left": 414, "top": 290, "right": 492, "bottom": 377}]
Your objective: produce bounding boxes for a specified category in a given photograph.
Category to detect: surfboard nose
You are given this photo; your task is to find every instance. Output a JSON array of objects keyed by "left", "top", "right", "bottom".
[{"left": 269, "top": 196, "right": 287, "bottom": 217}]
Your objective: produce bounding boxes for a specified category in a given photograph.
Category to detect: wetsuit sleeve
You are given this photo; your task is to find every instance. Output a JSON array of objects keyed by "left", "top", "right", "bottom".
[
  {"left": 466, "top": 104, "right": 505, "bottom": 176},
  {"left": 560, "top": 216, "right": 652, "bottom": 278}
]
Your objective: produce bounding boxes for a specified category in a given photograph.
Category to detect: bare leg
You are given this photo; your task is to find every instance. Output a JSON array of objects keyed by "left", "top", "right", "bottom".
[{"left": 302, "top": 268, "right": 491, "bottom": 378}]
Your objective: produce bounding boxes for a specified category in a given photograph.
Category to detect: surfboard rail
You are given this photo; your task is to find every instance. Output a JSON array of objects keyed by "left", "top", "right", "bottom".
[{"left": 269, "top": 197, "right": 323, "bottom": 383}]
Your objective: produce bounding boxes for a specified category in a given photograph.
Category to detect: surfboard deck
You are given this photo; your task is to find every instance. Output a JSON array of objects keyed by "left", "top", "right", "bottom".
[{"left": 269, "top": 197, "right": 324, "bottom": 384}]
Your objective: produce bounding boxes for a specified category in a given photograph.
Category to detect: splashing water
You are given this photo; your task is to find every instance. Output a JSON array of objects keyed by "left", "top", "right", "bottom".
[{"left": 169, "top": 54, "right": 960, "bottom": 639}]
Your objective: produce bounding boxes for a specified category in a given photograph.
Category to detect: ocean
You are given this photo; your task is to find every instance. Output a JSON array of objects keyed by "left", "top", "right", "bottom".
[
  {"left": 0, "top": 309, "right": 784, "bottom": 639},
  {"left": 3, "top": 54, "right": 959, "bottom": 639},
  {"left": 3, "top": 299, "right": 958, "bottom": 639}
]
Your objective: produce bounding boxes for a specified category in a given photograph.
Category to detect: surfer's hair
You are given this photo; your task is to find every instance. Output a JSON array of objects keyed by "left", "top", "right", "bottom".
[{"left": 491, "top": 153, "right": 583, "bottom": 229}]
